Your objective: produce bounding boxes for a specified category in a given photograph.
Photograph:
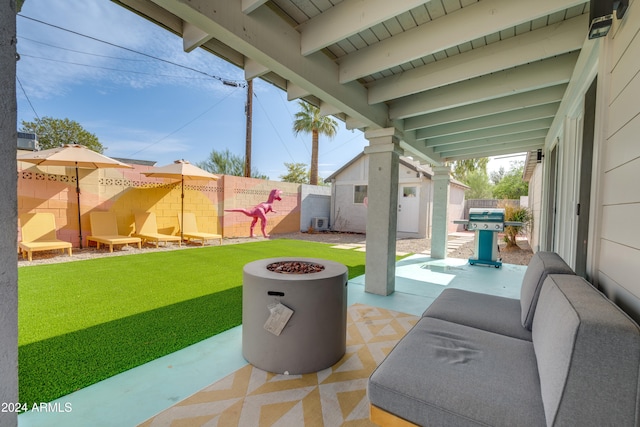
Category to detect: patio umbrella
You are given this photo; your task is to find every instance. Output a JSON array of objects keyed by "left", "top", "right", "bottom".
[
  {"left": 17, "top": 144, "right": 133, "bottom": 248},
  {"left": 142, "top": 160, "right": 219, "bottom": 240}
]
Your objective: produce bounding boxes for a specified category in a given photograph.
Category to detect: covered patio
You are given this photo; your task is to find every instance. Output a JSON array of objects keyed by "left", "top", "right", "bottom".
[
  {"left": 105, "top": 0, "right": 637, "bottom": 303},
  {"left": 3, "top": 0, "right": 640, "bottom": 426},
  {"left": 18, "top": 250, "right": 528, "bottom": 426}
]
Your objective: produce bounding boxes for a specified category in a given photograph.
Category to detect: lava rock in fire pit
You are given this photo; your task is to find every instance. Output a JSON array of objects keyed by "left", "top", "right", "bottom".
[{"left": 267, "top": 261, "right": 325, "bottom": 274}]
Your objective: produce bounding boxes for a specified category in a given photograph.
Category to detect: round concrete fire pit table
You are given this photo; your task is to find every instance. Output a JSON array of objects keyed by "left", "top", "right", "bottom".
[{"left": 242, "top": 257, "right": 348, "bottom": 374}]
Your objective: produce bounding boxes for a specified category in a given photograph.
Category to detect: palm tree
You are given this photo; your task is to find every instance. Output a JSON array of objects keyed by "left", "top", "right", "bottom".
[
  {"left": 197, "top": 148, "right": 268, "bottom": 179},
  {"left": 292, "top": 101, "right": 338, "bottom": 185}
]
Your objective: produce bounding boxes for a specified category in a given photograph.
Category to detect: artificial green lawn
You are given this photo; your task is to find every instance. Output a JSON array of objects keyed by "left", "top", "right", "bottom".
[{"left": 18, "top": 239, "right": 368, "bottom": 405}]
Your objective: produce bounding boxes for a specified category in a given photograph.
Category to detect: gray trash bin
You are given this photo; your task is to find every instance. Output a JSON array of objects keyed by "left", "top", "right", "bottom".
[{"left": 242, "top": 257, "right": 348, "bottom": 374}]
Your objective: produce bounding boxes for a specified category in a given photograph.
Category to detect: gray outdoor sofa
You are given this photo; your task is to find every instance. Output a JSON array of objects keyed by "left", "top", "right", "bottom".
[{"left": 368, "top": 252, "right": 640, "bottom": 426}]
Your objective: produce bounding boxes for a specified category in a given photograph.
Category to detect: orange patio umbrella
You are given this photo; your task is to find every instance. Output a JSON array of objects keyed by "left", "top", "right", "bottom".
[
  {"left": 142, "top": 160, "right": 219, "bottom": 240},
  {"left": 17, "top": 143, "right": 133, "bottom": 248}
]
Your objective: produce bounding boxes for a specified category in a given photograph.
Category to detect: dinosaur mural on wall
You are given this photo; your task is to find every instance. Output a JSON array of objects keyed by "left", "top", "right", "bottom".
[{"left": 225, "top": 189, "right": 282, "bottom": 238}]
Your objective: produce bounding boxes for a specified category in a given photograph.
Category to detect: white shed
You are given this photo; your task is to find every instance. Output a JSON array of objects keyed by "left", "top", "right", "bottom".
[{"left": 325, "top": 153, "right": 468, "bottom": 239}]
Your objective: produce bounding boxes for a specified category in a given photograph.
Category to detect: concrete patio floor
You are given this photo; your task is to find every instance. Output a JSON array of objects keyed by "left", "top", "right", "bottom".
[{"left": 19, "top": 254, "right": 527, "bottom": 427}]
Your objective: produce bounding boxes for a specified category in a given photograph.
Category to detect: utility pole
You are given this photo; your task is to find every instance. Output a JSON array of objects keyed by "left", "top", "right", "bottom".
[{"left": 244, "top": 79, "right": 253, "bottom": 177}]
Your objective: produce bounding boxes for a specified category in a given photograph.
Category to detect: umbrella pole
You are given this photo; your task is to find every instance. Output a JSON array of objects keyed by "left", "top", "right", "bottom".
[
  {"left": 75, "top": 165, "right": 83, "bottom": 249},
  {"left": 180, "top": 176, "right": 184, "bottom": 241}
]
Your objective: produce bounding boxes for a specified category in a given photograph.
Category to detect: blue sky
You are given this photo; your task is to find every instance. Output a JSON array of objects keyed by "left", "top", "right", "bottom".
[
  {"left": 16, "top": 0, "right": 369, "bottom": 180},
  {"left": 16, "top": 0, "right": 519, "bottom": 180}
]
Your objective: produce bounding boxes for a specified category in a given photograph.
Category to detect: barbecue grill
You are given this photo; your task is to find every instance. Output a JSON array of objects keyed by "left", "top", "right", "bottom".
[{"left": 455, "top": 208, "right": 522, "bottom": 268}]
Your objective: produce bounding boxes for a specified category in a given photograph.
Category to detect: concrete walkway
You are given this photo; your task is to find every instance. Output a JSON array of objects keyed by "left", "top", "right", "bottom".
[{"left": 328, "top": 232, "right": 475, "bottom": 257}]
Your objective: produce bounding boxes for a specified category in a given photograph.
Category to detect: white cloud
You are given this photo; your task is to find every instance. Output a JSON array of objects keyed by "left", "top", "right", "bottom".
[
  {"left": 487, "top": 154, "right": 527, "bottom": 174},
  {"left": 14, "top": 0, "right": 362, "bottom": 179},
  {"left": 103, "top": 134, "right": 192, "bottom": 162},
  {"left": 16, "top": 0, "right": 244, "bottom": 100}
]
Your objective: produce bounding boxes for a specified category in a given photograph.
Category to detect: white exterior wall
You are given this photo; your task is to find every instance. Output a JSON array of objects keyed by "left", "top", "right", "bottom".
[
  {"left": 527, "top": 165, "right": 543, "bottom": 252},
  {"left": 300, "top": 184, "right": 331, "bottom": 232},
  {"left": 332, "top": 184, "right": 368, "bottom": 232},
  {"left": 332, "top": 164, "right": 429, "bottom": 237},
  {"left": 329, "top": 154, "right": 466, "bottom": 238},
  {"left": 531, "top": 3, "right": 640, "bottom": 322},
  {"left": 330, "top": 155, "right": 369, "bottom": 233},
  {"left": 448, "top": 184, "right": 466, "bottom": 233},
  {"left": 595, "top": 6, "right": 640, "bottom": 321}
]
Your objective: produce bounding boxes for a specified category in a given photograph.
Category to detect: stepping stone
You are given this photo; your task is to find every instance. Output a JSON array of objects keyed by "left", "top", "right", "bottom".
[{"left": 331, "top": 244, "right": 363, "bottom": 250}]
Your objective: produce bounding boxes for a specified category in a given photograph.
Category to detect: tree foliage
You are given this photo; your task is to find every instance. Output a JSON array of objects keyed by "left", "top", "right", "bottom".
[
  {"left": 450, "top": 158, "right": 492, "bottom": 199},
  {"left": 292, "top": 101, "right": 338, "bottom": 186},
  {"left": 490, "top": 167, "right": 506, "bottom": 185},
  {"left": 280, "top": 162, "right": 309, "bottom": 184},
  {"left": 463, "top": 169, "right": 494, "bottom": 199},
  {"left": 198, "top": 148, "right": 268, "bottom": 180},
  {"left": 20, "top": 116, "right": 103, "bottom": 153},
  {"left": 451, "top": 158, "right": 489, "bottom": 182},
  {"left": 492, "top": 162, "right": 528, "bottom": 199}
]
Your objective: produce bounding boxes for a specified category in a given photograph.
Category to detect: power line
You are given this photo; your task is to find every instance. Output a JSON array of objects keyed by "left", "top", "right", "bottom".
[
  {"left": 278, "top": 91, "right": 310, "bottom": 157},
  {"left": 16, "top": 76, "right": 40, "bottom": 121},
  {"left": 17, "top": 13, "right": 249, "bottom": 159},
  {"left": 323, "top": 132, "right": 363, "bottom": 156},
  {"left": 253, "top": 92, "right": 297, "bottom": 163},
  {"left": 19, "top": 36, "right": 149, "bottom": 61},
  {"left": 17, "top": 14, "right": 247, "bottom": 87},
  {"left": 19, "top": 53, "right": 213, "bottom": 80}
]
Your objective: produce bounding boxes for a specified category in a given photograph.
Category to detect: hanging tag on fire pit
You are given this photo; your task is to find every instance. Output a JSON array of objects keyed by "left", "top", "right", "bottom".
[{"left": 264, "top": 302, "right": 294, "bottom": 336}]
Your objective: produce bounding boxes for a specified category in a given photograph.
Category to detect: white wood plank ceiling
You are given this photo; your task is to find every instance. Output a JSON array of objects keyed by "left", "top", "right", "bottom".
[{"left": 114, "top": 0, "right": 591, "bottom": 165}]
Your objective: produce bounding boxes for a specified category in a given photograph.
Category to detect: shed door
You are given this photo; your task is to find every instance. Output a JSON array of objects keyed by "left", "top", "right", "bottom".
[{"left": 397, "top": 185, "right": 419, "bottom": 233}]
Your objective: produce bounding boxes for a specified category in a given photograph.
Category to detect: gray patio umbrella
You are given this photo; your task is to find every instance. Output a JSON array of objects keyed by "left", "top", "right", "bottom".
[
  {"left": 17, "top": 144, "right": 133, "bottom": 248},
  {"left": 142, "top": 160, "right": 219, "bottom": 240}
]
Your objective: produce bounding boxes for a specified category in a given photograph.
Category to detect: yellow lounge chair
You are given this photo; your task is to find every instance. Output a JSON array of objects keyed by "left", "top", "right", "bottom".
[
  {"left": 178, "top": 212, "right": 222, "bottom": 246},
  {"left": 87, "top": 212, "right": 142, "bottom": 252},
  {"left": 134, "top": 212, "right": 181, "bottom": 248},
  {"left": 18, "top": 212, "right": 72, "bottom": 262}
]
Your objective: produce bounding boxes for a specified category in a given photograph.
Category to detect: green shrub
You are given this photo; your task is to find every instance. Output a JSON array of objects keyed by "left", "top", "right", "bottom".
[{"left": 500, "top": 203, "right": 532, "bottom": 248}]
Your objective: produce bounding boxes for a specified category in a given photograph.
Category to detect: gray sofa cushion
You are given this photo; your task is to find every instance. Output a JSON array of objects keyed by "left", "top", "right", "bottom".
[
  {"left": 368, "top": 317, "right": 546, "bottom": 427},
  {"left": 520, "top": 252, "right": 574, "bottom": 330},
  {"left": 422, "top": 288, "right": 532, "bottom": 341},
  {"left": 533, "top": 274, "right": 640, "bottom": 426}
]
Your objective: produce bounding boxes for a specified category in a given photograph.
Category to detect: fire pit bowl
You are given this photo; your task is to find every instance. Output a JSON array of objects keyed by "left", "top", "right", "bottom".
[{"left": 242, "top": 257, "right": 348, "bottom": 374}]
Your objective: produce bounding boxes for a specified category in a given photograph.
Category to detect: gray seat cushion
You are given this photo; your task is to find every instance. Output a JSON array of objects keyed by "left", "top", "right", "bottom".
[
  {"left": 422, "top": 288, "right": 532, "bottom": 341},
  {"left": 533, "top": 274, "right": 640, "bottom": 426},
  {"left": 520, "top": 252, "right": 574, "bottom": 330},
  {"left": 368, "top": 317, "right": 546, "bottom": 427}
]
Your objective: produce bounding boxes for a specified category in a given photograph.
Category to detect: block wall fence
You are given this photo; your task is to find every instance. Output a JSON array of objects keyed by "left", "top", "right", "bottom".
[{"left": 17, "top": 159, "right": 301, "bottom": 248}]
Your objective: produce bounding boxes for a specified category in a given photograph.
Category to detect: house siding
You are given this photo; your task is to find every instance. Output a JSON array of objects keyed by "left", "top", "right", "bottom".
[
  {"left": 333, "top": 183, "right": 368, "bottom": 233},
  {"left": 597, "top": 6, "right": 640, "bottom": 322},
  {"left": 330, "top": 155, "right": 369, "bottom": 233}
]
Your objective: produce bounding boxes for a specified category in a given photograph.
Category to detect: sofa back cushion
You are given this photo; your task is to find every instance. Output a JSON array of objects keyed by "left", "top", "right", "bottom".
[
  {"left": 532, "top": 275, "right": 640, "bottom": 426},
  {"left": 520, "top": 252, "right": 574, "bottom": 330}
]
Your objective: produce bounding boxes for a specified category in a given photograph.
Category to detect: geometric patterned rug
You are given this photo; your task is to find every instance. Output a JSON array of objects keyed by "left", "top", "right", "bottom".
[{"left": 138, "top": 304, "right": 419, "bottom": 427}]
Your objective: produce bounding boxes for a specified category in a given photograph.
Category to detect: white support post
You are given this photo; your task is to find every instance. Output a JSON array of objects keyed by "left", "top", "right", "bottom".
[
  {"left": 1, "top": 3, "right": 19, "bottom": 426},
  {"left": 431, "top": 165, "right": 451, "bottom": 259},
  {"left": 363, "top": 128, "right": 402, "bottom": 295}
]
